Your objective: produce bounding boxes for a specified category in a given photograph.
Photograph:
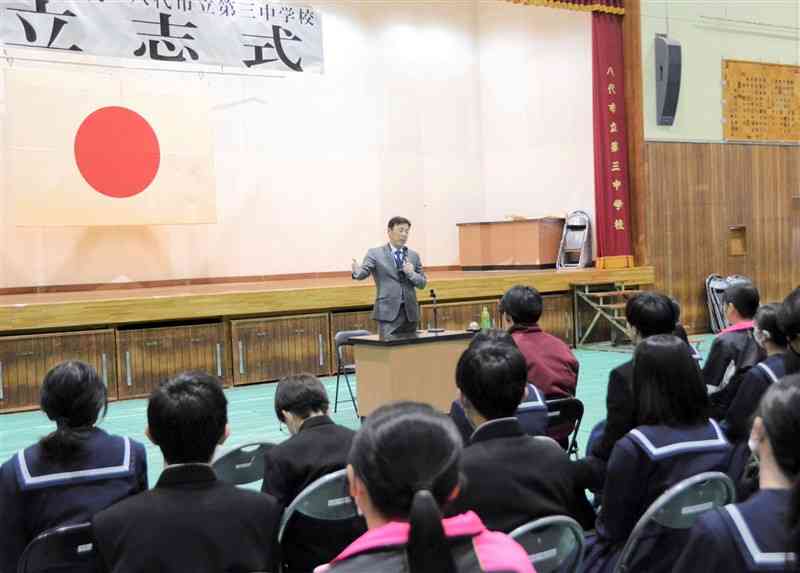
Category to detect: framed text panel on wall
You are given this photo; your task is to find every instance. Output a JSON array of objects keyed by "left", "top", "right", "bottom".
[{"left": 723, "top": 59, "right": 800, "bottom": 143}]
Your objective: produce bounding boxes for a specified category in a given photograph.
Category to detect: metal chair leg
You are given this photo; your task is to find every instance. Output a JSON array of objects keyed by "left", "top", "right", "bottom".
[
  {"left": 344, "top": 372, "right": 358, "bottom": 416},
  {"left": 334, "top": 372, "right": 341, "bottom": 413}
]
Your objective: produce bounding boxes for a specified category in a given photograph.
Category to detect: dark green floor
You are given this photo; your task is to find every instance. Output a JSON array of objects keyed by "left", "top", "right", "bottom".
[{"left": 0, "top": 338, "right": 713, "bottom": 488}]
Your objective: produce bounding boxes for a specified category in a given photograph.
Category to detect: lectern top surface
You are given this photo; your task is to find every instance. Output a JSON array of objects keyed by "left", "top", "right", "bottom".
[{"left": 350, "top": 330, "right": 474, "bottom": 347}]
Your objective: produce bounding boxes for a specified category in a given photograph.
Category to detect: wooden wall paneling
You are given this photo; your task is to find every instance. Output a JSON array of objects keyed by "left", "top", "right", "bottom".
[
  {"left": 419, "top": 300, "right": 500, "bottom": 332},
  {"left": 539, "top": 295, "right": 573, "bottom": 345},
  {"left": 329, "top": 310, "right": 374, "bottom": 371},
  {"left": 0, "top": 330, "right": 116, "bottom": 412}
]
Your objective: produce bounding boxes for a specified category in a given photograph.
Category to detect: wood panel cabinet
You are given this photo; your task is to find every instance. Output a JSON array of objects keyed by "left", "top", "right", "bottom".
[
  {"left": 539, "top": 294, "right": 573, "bottom": 345},
  {"left": 116, "top": 323, "right": 228, "bottom": 399},
  {"left": 0, "top": 330, "right": 117, "bottom": 412},
  {"left": 420, "top": 300, "right": 500, "bottom": 332},
  {"left": 231, "top": 314, "right": 330, "bottom": 385},
  {"left": 330, "top": 310, "right": 375, "bottom": 369}
]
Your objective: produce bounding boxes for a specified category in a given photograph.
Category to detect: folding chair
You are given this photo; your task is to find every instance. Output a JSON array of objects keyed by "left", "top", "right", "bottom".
[
  {"left": 212, "top": 442, "right": 274, "bottom": 485},
  {"left": 509, "top": 515, "right": 585, "bottom": 573},
  {"left": 18, "top": 522, "right": 96, "bottom": 573},
  {"left": 333, "top": 330, "right": 369, "bottom": 415},
  {"left": 545, "top": 397, "right": 584, "bottom": 458},
  {"left": 614, "top": 471, "right": 736, "bottom": 573}
]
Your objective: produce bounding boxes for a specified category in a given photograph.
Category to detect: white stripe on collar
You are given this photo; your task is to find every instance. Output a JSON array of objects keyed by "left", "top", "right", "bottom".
[
  {"left": 17, "top": 436, "right": 131, "bottom": 487},
  {"left": 517, "top": 384, "right": 545, "bottom": 411},
  {"left": 756, "top": 362, "right": 779, "bottom": 384},
  {"left": 726, "top": 505, "right": 795, "bottom": 567},
  {"left": 629, "top": 419, "right": 728, "bottom": 457}
]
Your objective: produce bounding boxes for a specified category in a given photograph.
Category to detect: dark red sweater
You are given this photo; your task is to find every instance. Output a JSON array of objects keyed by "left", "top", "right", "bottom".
[{"left": 510, "top": 325, "right": 579, "bottom": 398}]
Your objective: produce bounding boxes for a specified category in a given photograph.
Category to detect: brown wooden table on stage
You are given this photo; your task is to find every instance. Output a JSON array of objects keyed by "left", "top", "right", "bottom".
[
  {"left": 457, "top": 217, "right": 564, "bottom": 270},
  {"left": 351, "top": 330, "right": 474, "bottom": 417}
]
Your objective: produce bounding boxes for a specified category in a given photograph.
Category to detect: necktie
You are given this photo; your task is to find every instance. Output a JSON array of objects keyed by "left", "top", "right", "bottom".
[{"left": 394, "top": 250, "right": 403, "bottom": 270}]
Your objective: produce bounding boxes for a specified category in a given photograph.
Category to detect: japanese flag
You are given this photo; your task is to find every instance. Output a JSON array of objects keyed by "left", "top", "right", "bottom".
[{"left": 6, "top": 68, "right": 216, "bottom": 226}]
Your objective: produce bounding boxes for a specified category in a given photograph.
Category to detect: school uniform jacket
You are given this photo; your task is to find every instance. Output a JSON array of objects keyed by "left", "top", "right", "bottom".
[
  {"left": 723, "top": 354, "right": 786, "bottom": 442},
  {"left": 583, "top": 420, "right": 733, "bottom": 573},
  {"left": 446, "top": 417, "right": 595, "bottom": 532},
  {"left": 673, "top": 489, "right": 795, "bottom": 572},
  {"left": 0, "top": 428, "right": 147, "bottom": 573}
]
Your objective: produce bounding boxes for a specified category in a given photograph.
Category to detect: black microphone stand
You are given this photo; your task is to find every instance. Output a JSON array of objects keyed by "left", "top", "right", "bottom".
[{"left": 429, "top": 288, "right": 444, "bottom": 333}]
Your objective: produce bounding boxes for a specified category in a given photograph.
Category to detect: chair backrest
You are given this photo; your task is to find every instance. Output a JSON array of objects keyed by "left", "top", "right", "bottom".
[
  {"left": 278, "top": 469, "right": 357, "bottom": 543},
  {"left": 334, "top": 330, "right": 371, "bottom": 362},
  {"left": 212, "top": 442, "right": 274, "bottom": 485},
  {"left": 509, "top": 515, "right": 584, "bottom": 573},
  {"left": 18, "top": 522, "right": 96, "bottom": 573},
  {"left": 614, "top": 471, "right": 736, "bottom": 573},
  {"left": 545, "top": 398, "right": 584, "bottom": 457}
]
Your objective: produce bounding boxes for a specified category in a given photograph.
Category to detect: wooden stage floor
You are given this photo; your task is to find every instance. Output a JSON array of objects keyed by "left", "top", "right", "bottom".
[{"left": 0, "top": 266, "right": 655, "bottom": 332}]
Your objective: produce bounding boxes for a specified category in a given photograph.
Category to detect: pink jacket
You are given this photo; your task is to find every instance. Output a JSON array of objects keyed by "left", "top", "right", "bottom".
[{"left": 315, "top": 511, "right": 535, "bottom": 573}]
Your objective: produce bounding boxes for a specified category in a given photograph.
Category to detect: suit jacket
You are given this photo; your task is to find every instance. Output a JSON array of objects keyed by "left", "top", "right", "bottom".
[
  {"left": 447, "top": 418, "right": 595, "bottom": 533},
  {"left": 352, "top": 244, "right": 426, "bottom": 322},
  {"left": 92, "top": 464, "right": 281, "bottom": 573}
]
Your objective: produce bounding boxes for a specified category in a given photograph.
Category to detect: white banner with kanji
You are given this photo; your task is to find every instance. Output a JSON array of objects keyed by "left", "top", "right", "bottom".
[{"left": 0, "top": 0, "right": 322, "bottom": 73}]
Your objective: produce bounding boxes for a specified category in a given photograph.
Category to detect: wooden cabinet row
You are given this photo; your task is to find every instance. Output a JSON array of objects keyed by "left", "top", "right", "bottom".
[{"left": 0, "top": 296, "right": 573, "bottom": 412}]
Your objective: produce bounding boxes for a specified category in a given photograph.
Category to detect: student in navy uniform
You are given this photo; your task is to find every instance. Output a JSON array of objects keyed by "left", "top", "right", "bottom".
[
  {"left": 92, "top": 371, "right": 281, "bottom": 573},
  {"left": 778, "top": 287, "right": 800, "bottom": 376},
  {"left": 674, "top": 373, "right": 800, "bottom": 572},
  {"left": 0, "top": 361, "right": 148, "bottom": 573},
  {"left": 577, "top": 292, "right": 680, "bottom": 491},
  {"left": 723, "top": 303, "right": 788, "bottom": 442},
  {"left": 448, "top": 331, "right": 548, "bottom": 443},
  {"left": 446, "top": 333, "right": 595, "bottom": 533},
  {"left": 582, "top": 335, "right": 733, "bottom": 573},
  {"left": 261, "top": 374, "right": 364, "bottom": 573}
]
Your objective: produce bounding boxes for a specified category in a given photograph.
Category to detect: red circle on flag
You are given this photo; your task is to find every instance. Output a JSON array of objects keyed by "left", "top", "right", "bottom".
[{"left": 74, "top": 106, "right": 160, "bottom": 199}]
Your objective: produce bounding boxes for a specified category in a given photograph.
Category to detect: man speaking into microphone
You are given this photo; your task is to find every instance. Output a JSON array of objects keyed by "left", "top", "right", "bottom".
[{"left": 351, "top": 216, "right": 427, "bottom": 338}]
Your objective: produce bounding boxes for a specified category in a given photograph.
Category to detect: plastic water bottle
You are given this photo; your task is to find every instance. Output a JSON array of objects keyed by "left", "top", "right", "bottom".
[{"left": 480, "top": 306, "right": 492, "bottom": 330}]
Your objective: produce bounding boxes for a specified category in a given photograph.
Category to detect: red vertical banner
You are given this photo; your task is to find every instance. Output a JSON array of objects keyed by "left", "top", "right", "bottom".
[{"left": 592, "top": 12, "right": 634, "bottom": 269}]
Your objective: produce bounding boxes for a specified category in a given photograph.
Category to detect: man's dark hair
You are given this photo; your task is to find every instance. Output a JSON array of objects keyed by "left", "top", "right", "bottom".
[
  {"left": 148, "top": 371, "right": 228, "bottom": 464},
  {"left": 274, "top": 373, "right": 329, "bottom": 423},
  {"left": 625, "top": 292, "right": 678, "bottom": 338},
  {"left": 633, "top": 335, "right": 708, "bottom": 427},
  {"left": 387, "top": 216, "right": 411, "bottom": 229},
  {"left": 723, "top": 283, "right": 760, "bottom": 319},
  {"left": 498, "top": 285, "right": 543, "bottom": 325},
  {"left": 455, "top": 336, "right": 527, "bottom": 420}
]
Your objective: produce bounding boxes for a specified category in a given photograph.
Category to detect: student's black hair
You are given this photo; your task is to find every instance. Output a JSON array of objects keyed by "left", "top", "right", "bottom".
[
  {"left": 625, "top": 292, "right": 679, "bottom": 338},
  {"left": 348, "top": 402, "right": 462, "bottom": 573},
  {"left": 387, "top": 216, "right": 411, "bottom": 229},
  {"left": 754, "top": 303, "right": 789, "bottom": 348},
  {"left": 38, "top": 361, "right": 108, "bottom": 462},
  {"left": 633, "top": 335, "right": 708, "bottom": 427},
  {"left": 778, "top": 288, "right": 800, "bottom": 375},
  {"left": 498, "top": 285, "right": 544, "bottom": 325},
  {"left": 755, "top": 374, "right": 800, "bottom": 560},
  {"left": 273, "top": 373, "right": 329, "bottom": 423},
  {"left": 456, "top": 334, "right": 527, "bottom": 420},
  {"left": 147, "top": 371, "right": 228, "bottom": 464},
  {"left": 723, "top": 283, "right": 760, "bottom": 319}
]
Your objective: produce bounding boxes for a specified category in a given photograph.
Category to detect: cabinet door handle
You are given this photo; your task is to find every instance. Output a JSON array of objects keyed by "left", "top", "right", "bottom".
[
  {"left": 101, "top": 353, "right": 108, "bottom": 386},
  {"left": 125, "top": 351, "right": 132, "bottom": 387},
  {"left": 16, "top": 351, "right": 34, "bottom": 358},
  {"left": 238, "top": 341, "right": 246, "bottom": 375},
  {"left": 0, "top": 361, "right": 4, "bottom": 401},
  {"left": 215, "top": 343, "right": 223, "bottom": 377},
  {"left": 190, "top": 338, "right": 203, "bottom": 343},
  {"left": 144, "top": 341, "right": 160, "bottom": 348},
  {"left": 294, "top": 329, "right": 306, "bottom": 335},
  {"left": 255, "top": 332, "right": 269, "bottom": 338},
  {"left": 318, "top": 334, "right": 324, "bottom": 367}
]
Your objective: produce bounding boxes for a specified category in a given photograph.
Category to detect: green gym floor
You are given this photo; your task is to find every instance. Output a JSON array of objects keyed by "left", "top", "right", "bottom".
[{"left": 0, "top": 336, "right": 714, "bottom": 488}]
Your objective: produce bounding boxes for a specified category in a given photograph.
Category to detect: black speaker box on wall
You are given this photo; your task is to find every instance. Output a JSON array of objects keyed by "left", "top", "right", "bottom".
[{"left": 655, "top": 34, "right": 682, "bottom": 126}]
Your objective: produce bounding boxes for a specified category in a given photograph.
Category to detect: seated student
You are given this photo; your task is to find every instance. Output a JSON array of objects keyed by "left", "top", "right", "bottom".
[
  {"left": 583, "top": 335, "right": 732, "bottom": 573},
  {"left": 778, "top": 287, "right": 800, "bottom": 375},
  {"left": 92, "top": 371, "right": 281, "bottom": 573},
  {"left": 578, "top": 292, "right": 680, "bottom": 489},
  {"left": 317, "top": 402, "right": 534, "bottom": 573},
  {"left": 0, "top": 361, "right": 147, "bottom": 573},
  {"left": 446, "top": 335, "right": 594, "bottom": 533},
  {"left": 723, "top": 304, "right": 787, "bottom": 442},
  {"left": 262, "top": 374, "right": 365, "bottom": 573},
  {"left": 674, "top": 374, "right": 800, "bottom": 572},
  {"left": 703, "top": 283, "right": 764, "bottom": 392},
  {"left": 449, "top": 331, "right": 548, "bottom": 443}
]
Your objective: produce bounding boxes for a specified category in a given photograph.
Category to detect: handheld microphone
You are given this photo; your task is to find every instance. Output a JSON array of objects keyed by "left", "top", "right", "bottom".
[{"left": 398, "top": 246, "right": 409, "bottom": 279}]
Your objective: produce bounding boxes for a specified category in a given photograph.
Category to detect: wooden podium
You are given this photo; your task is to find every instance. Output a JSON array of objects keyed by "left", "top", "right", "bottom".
[
  {"left": 457, "top": 217, "right": 564, "bottom": 270},
  {"left": 351, "top": 330, "right": 473, "bottom": 416}
]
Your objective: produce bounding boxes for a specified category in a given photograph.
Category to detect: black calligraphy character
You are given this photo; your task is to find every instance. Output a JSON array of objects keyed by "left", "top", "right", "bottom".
[
  {"left": 298, "top": 8, "right": 315, "bottom": 26},
  {"left": 133, "top": 12, "right": 198, "bottom": 62},
  {"left": 6, "top": 0, "right": 81, "bottom": 51},
  {"left": 242, "top": 24, "right": 301, "bottom": 71}
]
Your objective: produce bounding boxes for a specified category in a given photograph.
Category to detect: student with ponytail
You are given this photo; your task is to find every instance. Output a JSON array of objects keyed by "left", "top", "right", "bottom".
[
  {"left": 0, "top": 361, "right": 148, "bottom": 573},
  {"left": 674, "top": 374, "right": 800, "bottom": 572},
  {"left": 316, "top": 402, "right": 534, "bottom": 573}
]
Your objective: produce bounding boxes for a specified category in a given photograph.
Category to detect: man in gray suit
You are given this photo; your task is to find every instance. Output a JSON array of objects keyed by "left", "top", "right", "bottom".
[{"left": 351, "top": 216, "right": 427, "bottom": 338}]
